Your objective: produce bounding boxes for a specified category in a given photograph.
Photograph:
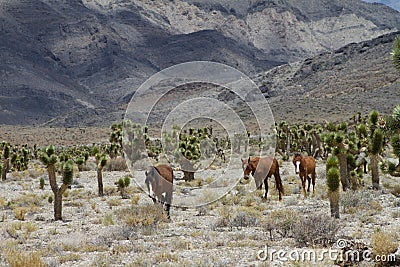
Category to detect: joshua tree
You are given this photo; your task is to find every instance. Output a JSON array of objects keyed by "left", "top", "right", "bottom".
[
  {"left": 177, "top": 129, "right": 202, "bottom": 182},
  {"left": 323, "top": 121, "right": 361, "bottom": 191},
  {"left": 1, "top": 143, "right": 10, "bottom": 181},
  {"left": 75, "top": 152, "right": 89, "bottom": 172},
  {"left": 324, "top": 129, "right": 347, "bottom": 191},
  {"left": 175, "top": 128, "right": 209, "bottom": 181},
  {"left": 96, "top": 153, "right": 107, "bottom": 197},
  {"left": 39, "top": 145, "right": 74, "bottom": 220},
  {"left": 386, "top": 104, "right": 400, "bottom": 175},
  {"left": 368, "top": 111, "right": 384, "bottom": 190},
  {"left": 326, "top": 155, "right": 340, "bottom": 219}
]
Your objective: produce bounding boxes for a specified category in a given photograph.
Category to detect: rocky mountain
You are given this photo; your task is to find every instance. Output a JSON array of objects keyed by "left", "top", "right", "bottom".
[
  {"left": 363, "top": 0, "right": 400, "bottom": 12},
  {"left": 255, "top": 31, "right": 400, "bottom": 123},
  {"left": 0, "top": 0, "right": 400, "bottom": 126}
]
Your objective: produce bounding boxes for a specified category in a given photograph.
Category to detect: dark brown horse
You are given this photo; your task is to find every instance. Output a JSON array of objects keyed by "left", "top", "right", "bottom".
[
  {"left": 292, "top": 153, "right": 316, "bottom": 196},
  {"left": 242, "top": 157, "right": 284, "bottom": 201},
  {"left": 145, "top": 164, "right": 174, "bottom": 218}
]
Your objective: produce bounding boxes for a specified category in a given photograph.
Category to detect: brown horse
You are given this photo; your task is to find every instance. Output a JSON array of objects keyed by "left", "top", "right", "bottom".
[
  {"left": 292, "top": 153, "right": 316, "bottom": 196},
  {"left": 145, "top": 164, "right": 174, "bottom": 218},
  {"left": 242, "top": 157, "right": 284, "bottom": 201}
]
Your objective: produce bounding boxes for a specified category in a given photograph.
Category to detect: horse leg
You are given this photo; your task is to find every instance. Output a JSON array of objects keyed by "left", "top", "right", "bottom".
[
  {"left": 164, "top": 191, "right": 172, "bottom": 220},
  {"left": 312, "top": 171, "right": 316, "bottom": 193},
  {"left": 274, "top": 171, "right": 283, "bottom": 201},
  {"left": 263, "top": 178, "right": 268, "bottom": 199},
  {"left": 307, "top": 175, "right": 311, "bottom": 192},
  {"left": 300, "top": 174, "right": 307, "bottom": 197}
]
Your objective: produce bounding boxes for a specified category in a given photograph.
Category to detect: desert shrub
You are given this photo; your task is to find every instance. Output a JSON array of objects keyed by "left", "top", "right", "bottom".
[
  {"left": 213, "top": 207, "right": 233, "bottom": 229},
  {"left": 294, "top": 213, "right": 339, "bottom": 247},
  {"left": 104, "top": 157, "right": 127, "bottom": 171},
  {"left": 261, "top": 208, "right": 299, "bottom": 238},
  {"left": 214, "top": 207, "right": 260, "bottom": 229},
  {"left": 340, "top": 190, "right": 372, "bottom": 213},
  {"left": 230, "top": 209, "right": 259, "bottom": 228},
  {"left": 371, "top": 229, "right": 398, "bottom": 265}
]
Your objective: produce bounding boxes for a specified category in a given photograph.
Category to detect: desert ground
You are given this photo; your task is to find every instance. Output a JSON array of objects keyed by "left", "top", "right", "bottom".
[{"left": 0, "top": 147, "right": 399, "bottom": 267}]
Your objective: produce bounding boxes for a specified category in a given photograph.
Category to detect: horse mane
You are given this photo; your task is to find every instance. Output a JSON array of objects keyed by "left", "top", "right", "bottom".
[{"left": 149, "top": 166, "right": 160, "bottom": 185}]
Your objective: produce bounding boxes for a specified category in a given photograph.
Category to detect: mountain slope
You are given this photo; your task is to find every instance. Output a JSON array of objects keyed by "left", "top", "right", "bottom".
[
  {"left": 1, "top": 0, "right": 400, "bottom": 126},
  {"left": 255, "top": 31, "right": 400, "bottom": 123},
  {"left": 363, "top": 0, "right": 400, "bottom": 12}
]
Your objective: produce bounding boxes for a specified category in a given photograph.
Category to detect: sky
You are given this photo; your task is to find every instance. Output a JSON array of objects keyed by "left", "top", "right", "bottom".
[{"left": 363, "top": 0, "right": 400, "bottom": 11}]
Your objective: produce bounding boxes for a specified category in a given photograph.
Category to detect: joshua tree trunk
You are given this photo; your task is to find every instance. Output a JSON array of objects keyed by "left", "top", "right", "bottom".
[
  {"left": 54, "top": 184, "right": 68, "bottom": 221},
  {"left": 370, "top": 154, "right": 380, "bottom": 190},
  {"left": 328, "top": 191, "right": 340, "bottom": 219},
  {"left": 1, "top": 159, "right": 9, "bottom": 181},
  {"left": 97, "top": 167, "right": 104, "bottom": 196},
  {"left": 337, "top": 153, "right": 348, "bottom": 191},
  {"left": 47, "top": 164, "right": 69, "bottom": 221}
]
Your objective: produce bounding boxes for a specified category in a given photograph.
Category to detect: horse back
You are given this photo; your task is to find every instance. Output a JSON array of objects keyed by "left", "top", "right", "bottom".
[
  {"left": 155, "top": 164, "right": 174, "bottom": 184},
  {"left": 303, "top": 156, "right": 316, "bottom": 172},
  {"left": 256, "top": 156, "right": 276, "bottom": 176}
]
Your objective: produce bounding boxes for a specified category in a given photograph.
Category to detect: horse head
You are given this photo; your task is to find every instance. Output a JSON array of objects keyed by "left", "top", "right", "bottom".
[
  {"left": 292, "top": 152, "right": 303, "bottom": 174},
  {"left": 145, "top": 166, "right": 159, "bottom": 198},
  {"left": 242, "top": 157, "right": 256, "bottom": 180}
]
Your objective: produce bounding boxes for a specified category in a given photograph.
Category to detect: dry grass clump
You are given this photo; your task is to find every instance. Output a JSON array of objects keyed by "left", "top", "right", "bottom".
[
  {"left": 13, "top": 207, "right": 28, "bottom": 221},
  {"left": 10, "top": 193, "right": 42, "bottom": 210},
  {"left": 108, "top": 198, "right": 122, "bottom": 209},
  {"left": 131, "top": 194, "right": 140, "bottom": 205},
  {"left": 59, "top": 253, "right": 82, "bottom": 264},
  {"left": 3, "top": 248, "right": 46, "bottom": 267},
  {"left": 103, "top": 186, "right": 118, "bottom": 196},
  {"left": 390, "top": 184, "right": 400, "bottom": 197},
  {"left": 117, "top": 204, "right": 169, "bottom": 227},
  {"left": 371, "top": 228, "right": 399, "bottom": 265},
  {"left": 103, "top": 213, "right": 114, "bottom": 226}
]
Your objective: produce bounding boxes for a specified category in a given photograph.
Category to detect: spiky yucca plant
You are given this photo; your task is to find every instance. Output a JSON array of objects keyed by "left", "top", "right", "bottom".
[
  {"left": 117, "top": 176, "right": 130, "bottom": 199},
  {"left": 39, "top": 145, "right": 73, "bottom": 220},
  {"left": 326, "top": 156, "right": 340, "bottom": 219}
]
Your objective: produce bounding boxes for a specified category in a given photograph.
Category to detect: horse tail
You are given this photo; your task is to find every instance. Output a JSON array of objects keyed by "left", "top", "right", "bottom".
[{"left": 274, "top": 160, "right": 284, "bottom": 195}]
